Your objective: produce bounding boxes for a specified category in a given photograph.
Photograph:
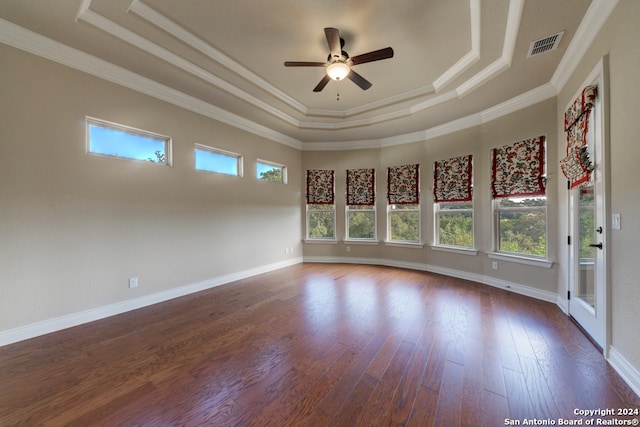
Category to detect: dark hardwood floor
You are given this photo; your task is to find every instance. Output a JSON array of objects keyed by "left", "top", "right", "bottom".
[{"left": 1, "top": 263, "right": 638, "bottom": 426}]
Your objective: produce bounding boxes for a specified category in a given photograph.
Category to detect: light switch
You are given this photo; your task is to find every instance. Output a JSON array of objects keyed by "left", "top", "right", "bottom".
[{"left": 612, "top": 213, "right": 621, "bottom": 230}]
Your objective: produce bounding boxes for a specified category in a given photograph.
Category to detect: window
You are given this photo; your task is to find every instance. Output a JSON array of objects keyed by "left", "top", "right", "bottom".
[
  {"left": 491, "top": 136, "right": 547, "bottom": 258},
  {"left": 257, "top": 160, "right": 286, "bottom": 183},
  {"left": 435, "top": 202, "right": 473, "bottom": 248},
  {"left": 433, "top": 154, "right": 473, "bottom": 248},
  {"left": 306, "top": 169, "right": 335, "bottom": 240},
  {"left": 346, "top": 168, "right": 376, "bottom": 241},
  {"left": 195, "top": 144, "right": 242, "bottom": 176},
  {"left": 87, "top": 117, "right": 171, "bottom": 165},
  {"left": 387, "top": 164, "right": 420, "bottom": 243},
  {"left": 494, "top": 197, "right": 547, "bottom": 257}
]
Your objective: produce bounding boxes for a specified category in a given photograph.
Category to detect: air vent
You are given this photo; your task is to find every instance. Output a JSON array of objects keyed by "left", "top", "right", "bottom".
[{"left": 527, "top": 31, "right": 565, "bottom": 57}]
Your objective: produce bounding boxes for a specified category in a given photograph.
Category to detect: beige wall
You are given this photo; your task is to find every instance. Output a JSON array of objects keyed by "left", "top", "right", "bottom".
[
  {"left": 303, "top": 98, "right": 558, "bottom": 293},
  {"left": 556, "top": 0, "right": 640, "bottom": 373},
  {"left": 0, "top": 44, "right": 302, "bottom": 331},
  {"left": 1, "top": 1, "right": 638, "bottom": 389}
]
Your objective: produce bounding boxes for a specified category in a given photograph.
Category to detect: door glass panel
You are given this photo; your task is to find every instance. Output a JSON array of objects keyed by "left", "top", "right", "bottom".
[{"left": 577, "top": 183, "right": 596, "bottom": 310}]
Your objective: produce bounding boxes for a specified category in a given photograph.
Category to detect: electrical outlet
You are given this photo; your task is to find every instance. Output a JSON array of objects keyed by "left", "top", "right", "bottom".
[
  {"left": 491, "top": 261, "right": 498, "bottom": 270},
  {"left": 346, "top": 246, "right": 351, "bottom": 253},
  {"left": 129, "top": 277, "right": 138, "bottom": 288}
]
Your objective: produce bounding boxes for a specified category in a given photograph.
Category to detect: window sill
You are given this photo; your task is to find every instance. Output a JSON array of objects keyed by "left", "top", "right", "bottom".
[
  {"left": 487, "top": 252, "right": 553, "bottom": 269},
  {"left": 430, "top": 245, "right": 478, "bottom": 256},
  {"left": 384, "top": 241, "right": 424, "bottom": 249},
  {"left": 304, "top": 239, "right": 339, "bottom": 245},
  {"left": 343, "top": 240, "right": 380, "bottom": 246}
]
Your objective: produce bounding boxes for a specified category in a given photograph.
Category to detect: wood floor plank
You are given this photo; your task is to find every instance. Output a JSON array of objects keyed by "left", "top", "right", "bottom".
[
  {"left": 389, "top": 321, "right": 436, "bottom": 424},
  {"left": 0, "top": 263, "right": 637, "bottom": 426},
  {"left": 433, "top": 360, "right": 465, "bottom": 426}
]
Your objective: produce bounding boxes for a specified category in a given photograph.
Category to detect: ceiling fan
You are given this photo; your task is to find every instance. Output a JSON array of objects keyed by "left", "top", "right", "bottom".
[{"left": 284, "top": 27, "right": 394, "bottom": 92}]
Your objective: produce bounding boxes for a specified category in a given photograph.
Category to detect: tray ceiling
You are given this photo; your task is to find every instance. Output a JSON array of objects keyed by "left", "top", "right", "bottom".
[{"left": 0, "top": 0, "right": 613, "bottom": 150}]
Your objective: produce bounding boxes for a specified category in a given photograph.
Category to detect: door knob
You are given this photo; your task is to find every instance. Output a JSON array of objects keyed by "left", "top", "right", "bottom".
[{"left": 589, "top": 243, "right": 603, "bottom": 249}]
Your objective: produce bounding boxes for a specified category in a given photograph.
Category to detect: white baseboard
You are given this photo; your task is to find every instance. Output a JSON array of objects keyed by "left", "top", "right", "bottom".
[
  {"left": 608, "top": 346, "right": 640, "bottom": 398},
  {"left": 0, "top": 258, "right": 302, "bottom": 347},
  {"left": 303, "top": 256, "right": 558, "bottom": 304}
]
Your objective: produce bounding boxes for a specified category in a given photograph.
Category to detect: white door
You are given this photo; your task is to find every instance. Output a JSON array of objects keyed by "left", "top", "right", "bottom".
[{"left": 568, "top": 67, "right": 607, "bottom": 350}]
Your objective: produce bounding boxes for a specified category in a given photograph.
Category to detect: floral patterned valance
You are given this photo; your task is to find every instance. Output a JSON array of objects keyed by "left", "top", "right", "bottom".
[
  {"left": 564, "top": 85, "right": 597, "bottom": 131},
  {"left": 387, "top": 164, "right": 419, "bottom": 204},
  {"left": 346, "top": 168, "right": 375, "bottom": 206},
  {"left": 433, "top": 155, "right": 473, "bottom": 203},
  {"left": 561, "top": 85, "right": 597, "bottom": 189},
  {"left": 306, "top": 169, "right": 334, "bottom": 204},
  {"left": 491, "top": 136, "right": 546, "bottom": 199}
]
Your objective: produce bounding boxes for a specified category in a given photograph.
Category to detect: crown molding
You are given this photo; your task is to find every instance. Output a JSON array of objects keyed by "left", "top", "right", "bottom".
[
  {"left": 128, "top": 0, "right": 308, "bottom": 116},
  {"left": 455, "top": 0, "right": 523, "bottom": 97},
  {"left": 77, "top": 8, "right": 301, "bottom": 129},
  {"left": 550, "top": 0, "right": 619, "bottom": 92},
  {"left": 121, "top": 0, "right": 487, "bottom": 122},
  {"left": 302, "top": 82, "right": 558, "bottom": 151},
  {"left": 433, "top": 0, "right": 481, "bottom": 92},
  {"left": 2, "top": 0, "right": 612, "bottom": 152},
  {"left": 0, "top": 18, "right": 303, "bottom": 150}
]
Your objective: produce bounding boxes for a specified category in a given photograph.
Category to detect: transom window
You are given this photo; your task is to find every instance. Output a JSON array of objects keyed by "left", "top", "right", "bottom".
[
  {"left": 194, "top": 144, "right": 242, "bottom": 176},
  {"left": 87, "top": 117, "right": 171, "bottom": 165},
  {"left": 257, "top": 160, "right": 287, "bottom": 183}
]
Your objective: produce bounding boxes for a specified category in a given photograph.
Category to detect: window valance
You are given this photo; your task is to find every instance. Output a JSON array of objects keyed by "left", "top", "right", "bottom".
[
  {"left": 560, "top": 85, "right": 597, "bottom": 189},
  {"left": 346, "top": 168, "right": 375, "bottom": 206},
  {"left": 306, "top": 169, "right": 334, "bottom": 204},
  {"left": 491, "top": 136, "right": 546, "bottom": 199},
  {"left": 387, "top": 164, "right": 419, "bottom": 204},
  {"left": 433, "top": 154, "right": 473, "bottom": 203}
]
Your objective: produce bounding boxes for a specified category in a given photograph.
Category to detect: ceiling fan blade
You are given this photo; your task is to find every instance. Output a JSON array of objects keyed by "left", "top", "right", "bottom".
[
  {"left": 284, "top": 61, "right": 326, "bottom": 67},
  {"left": 349, "top": 47, "right": 394, "bottom": 65},
  {"left": 313, "top": 75, "right": 331, "bottom": 92},
  {"left": 324, "top": 27, "right": 342, "bottom": 59},
  {"left": 347, "top": 69, "right": 372, "bottom": 90}
]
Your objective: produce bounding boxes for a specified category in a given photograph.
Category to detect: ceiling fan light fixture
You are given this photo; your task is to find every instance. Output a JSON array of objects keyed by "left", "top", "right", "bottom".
[{"left": 326, "top": 61, "right": 350, "bottom": 80}]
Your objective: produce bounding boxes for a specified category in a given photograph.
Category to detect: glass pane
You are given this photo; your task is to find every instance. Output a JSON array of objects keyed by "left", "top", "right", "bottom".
[
  {"left": 195, "top": 148, "right": 238, "bottom": 175},
  {"left": 390, "top": 210, "right": 419, "bottom": 242},
  {"left": 498, "top": 211, "right": 546, "bottom": 256},
  {"left": 257, "top": 162, "right": 283, "bottom": 183},
  {"left": 577, "top": 184, "right": 596, "bottom": 308},
  {"left": 440, "top": 202, "right": 473, "bottom": 210},
  {"left": 348, "top": 209, "right": 375, "bottom": 239},
  {"left": 308, "top": 206, "right": 335, "bottom": 239},
  {"left": 89, "top": 123, "right": 167, "bottom": 163},
  {"left": 497, "top": 197, "right": 546, "bottom": 256},
  {"left": 438, "top": 210, "right": 473, "bottom": 247}
]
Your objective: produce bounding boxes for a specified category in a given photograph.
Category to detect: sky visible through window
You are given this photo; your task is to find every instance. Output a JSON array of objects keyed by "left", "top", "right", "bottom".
[
  {"left": 89, "top": 124, "right": 166, "bottom": 162},
  {"left": 195, "top": 148, "right": 239, "bottom": 175},
  {"left": 257, "top": 162, "right": 279, "bottom": 178}
]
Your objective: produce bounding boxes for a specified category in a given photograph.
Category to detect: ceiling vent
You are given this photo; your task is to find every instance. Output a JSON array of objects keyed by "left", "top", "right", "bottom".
[{"left": 527, "top": 31, "right": 565, "bottom": 57}]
